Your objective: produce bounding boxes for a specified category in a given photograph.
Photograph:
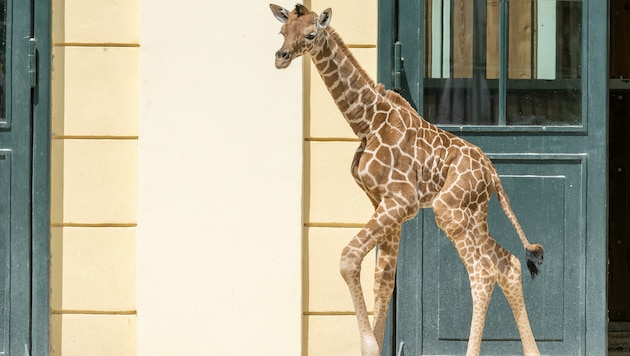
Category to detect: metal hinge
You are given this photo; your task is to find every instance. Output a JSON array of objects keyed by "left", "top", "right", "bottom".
[
  {"left": 393, "top": 41, "right": 403, "bottom": 92},
  {"left": 28, "top": 37, "right": 37, "bottom": 88}
]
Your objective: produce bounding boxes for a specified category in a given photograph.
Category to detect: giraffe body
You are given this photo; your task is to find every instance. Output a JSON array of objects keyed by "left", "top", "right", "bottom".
[{"left": 270, "top": 5, "right": 544, "bottom": 355}]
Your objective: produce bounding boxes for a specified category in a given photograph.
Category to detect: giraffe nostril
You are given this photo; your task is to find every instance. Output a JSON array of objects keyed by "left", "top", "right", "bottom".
[{"left": 276, "top": 50, "right": 290, "bottom": 60}]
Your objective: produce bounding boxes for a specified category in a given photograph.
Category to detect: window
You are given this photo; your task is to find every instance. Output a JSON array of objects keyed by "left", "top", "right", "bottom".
[{"left": 422, "top": 0, "right": 582, "bottom": 126}]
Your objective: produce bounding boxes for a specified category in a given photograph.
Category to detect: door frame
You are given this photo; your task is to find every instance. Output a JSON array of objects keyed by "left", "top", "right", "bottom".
[
  {"left": 377, "top": 0, "right": 608, "bottom": 354},
  {"left": 32, "top": 0, "right": 51, "bottom": 354},
  {"left": 1, "top": 0, "right": 50, "bottom": 353}
]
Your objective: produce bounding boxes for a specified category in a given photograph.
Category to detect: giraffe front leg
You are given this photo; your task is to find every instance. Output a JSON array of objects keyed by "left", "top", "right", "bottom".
[
  {"left": 372, "top": 235, "right": 400, "bottom": 348},
  {"left": 341, "top": 198, "right": 414, "bottom": 356},
  {"left": 340, "top": 229, "right": 379, "bottom": 356}
]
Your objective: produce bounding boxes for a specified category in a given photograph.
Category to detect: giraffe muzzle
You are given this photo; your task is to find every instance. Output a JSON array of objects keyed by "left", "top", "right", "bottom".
[{"left": 275, "top": 49, "right": 292, "bottom": 69}]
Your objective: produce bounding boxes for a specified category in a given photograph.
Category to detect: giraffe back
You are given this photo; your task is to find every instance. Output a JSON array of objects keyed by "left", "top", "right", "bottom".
[{"left": 353, "top": 88, "right": 498, "bottom": 212}]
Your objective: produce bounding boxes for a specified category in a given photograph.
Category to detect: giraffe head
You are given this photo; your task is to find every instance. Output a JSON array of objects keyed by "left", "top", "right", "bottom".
[{"left": 269, "top": 4, "right": 332, "bottom": 69}]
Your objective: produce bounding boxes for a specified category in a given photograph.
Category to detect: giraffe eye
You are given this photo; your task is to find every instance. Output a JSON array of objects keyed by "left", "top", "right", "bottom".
[{"left": 306, "top": 33, "right": 316, "bottom": 40}]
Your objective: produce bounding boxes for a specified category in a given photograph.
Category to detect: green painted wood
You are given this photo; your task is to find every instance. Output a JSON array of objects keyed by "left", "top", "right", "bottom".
[
  {"left": 9, "top": 0, "right": 33, "bottom": 353},
  {"left": 379, "top": 0, "right": 608, "bottom": 354},
  {"left": 0, "top": 150, "right": 10, "bottom": 354},
  {"left": 583, "top": 0, "right": 608, "bottom": 353},
  {"left": 0, "top": 0, "right": 50, "bottom": 354},
  {"left": 377, "top": 0, "right": 395, "bottom": 90},
  {"left": 4, "top": 0, "right": 33, "bottom": 352},
  {"left": 32, "top": 0, "right": 52, "bottom": 354}
]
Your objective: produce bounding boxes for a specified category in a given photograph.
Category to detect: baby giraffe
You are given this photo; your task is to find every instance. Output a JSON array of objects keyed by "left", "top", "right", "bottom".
[{"left": 269, "top": 4, "right": 544, "bottom": 356}]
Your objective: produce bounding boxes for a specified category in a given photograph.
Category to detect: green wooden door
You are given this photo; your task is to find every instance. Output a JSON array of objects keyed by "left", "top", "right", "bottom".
[
  {"left": 378, "top": 0, "right": 607, "bottom": 355},
  {"left": 0, "top": 0, "right": 50, "bottom": 354}
]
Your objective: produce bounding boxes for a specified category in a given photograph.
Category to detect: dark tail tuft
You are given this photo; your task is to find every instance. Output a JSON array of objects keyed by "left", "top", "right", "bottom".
[{"left": 525, "top": 244, "right": 545, "bottom": 278}]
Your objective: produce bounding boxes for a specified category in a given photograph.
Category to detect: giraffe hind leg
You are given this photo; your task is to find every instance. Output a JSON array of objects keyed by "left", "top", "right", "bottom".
[
  {"left": 497, "top": 248, "right": 541, "bottom": 356},
  {"left": 432, "top": 206, "right": 496, "bottom": 356},
  {"left": 465, "top": 257, "right": 497, "bottom": 356}
]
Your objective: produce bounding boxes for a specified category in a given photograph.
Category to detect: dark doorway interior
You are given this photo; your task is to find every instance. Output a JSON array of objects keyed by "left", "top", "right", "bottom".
[{"left": 608, "top": 0, "right": 630, "bottom": 330}]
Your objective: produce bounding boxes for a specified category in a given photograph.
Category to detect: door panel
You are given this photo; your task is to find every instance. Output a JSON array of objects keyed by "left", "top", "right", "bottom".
[
  {"left": 0, "top": 0, "right": 36, "bottom": 353},
  {"left": 422, "top": 155, "right": 585, "bottom": 355}
]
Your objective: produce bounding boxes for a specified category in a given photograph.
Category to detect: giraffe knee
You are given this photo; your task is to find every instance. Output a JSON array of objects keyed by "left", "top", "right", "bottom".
[
  {"left": 504, "top": 254, "right": 522, "bottom": 277},
  {"left": 498, "top": 254, "right": 523, "bottom": 287},
  {"left": 340, "top": 247, "right": 362, "bottom": 283}
]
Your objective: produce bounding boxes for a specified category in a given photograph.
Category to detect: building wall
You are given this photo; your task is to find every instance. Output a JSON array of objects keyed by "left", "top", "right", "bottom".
[
  {"left": 50, "top": 0, "right": 374, "bottom": 354},
  {"left": 303, "top": 1, "right": 378, "bottom": 354},
  {"left": 50, "top": 0, "right": 140, "bottom": 354},
  {"left": 136, "top": 1, "right": 302, "bottom": 356}
]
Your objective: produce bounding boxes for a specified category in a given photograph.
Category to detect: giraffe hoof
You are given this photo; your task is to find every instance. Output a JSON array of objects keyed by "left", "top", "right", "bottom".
[{"left": 360, "top": 336, "right": 379, "bottom": 356}]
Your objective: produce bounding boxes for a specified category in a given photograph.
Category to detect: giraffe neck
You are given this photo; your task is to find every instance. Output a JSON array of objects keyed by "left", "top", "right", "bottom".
[{"left": 310, "top": 28, "right": 380, "bottom": 139}]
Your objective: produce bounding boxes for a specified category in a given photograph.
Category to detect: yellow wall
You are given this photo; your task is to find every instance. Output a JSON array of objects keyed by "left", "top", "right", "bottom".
[
  {"left": 303, "top": 1, "right": 378, "bottom": 354},
  {"left": 136, "top": 1, "right": 302, "bottom": 355},
  {"left": 50, "top": 0, "right": 376, "bottom": 354},
  {"left": 50, "top": 0, "right": 140, "bottom": 354}
]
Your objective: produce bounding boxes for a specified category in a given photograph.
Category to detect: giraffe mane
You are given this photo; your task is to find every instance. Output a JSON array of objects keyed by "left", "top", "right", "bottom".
[
  {"left": 326, "top": 27, "right": 376, "bottom": 88},
  {"left": 326, "top": 27, "right": 417, "bottom": 112},
  {"left": 384, "top": 88, "right": 416, "bottom": 112}
]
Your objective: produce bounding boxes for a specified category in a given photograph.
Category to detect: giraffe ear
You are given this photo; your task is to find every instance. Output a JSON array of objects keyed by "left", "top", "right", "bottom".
[
  {"left": 269, "top": 4, "right": 289, "bottom": 23},
  {"left": 318, "top": 8, "right": 332, "bottom": 29}
]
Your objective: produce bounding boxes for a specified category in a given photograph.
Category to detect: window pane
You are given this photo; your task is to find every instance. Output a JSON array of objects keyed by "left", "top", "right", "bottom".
[
  {"left": 423, "top": 0, "right": 498, "bottom": 125},
  {"left": 422, "top": 0, "right": 582, "bottom": 126},
  {"left": 506, "top": 0, "right": 582, "bottom": 125}
]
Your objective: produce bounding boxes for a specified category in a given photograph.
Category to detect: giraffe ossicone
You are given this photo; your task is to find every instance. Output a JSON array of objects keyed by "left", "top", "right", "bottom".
[{"left": 270, "top": 4, "right": 544, "bottom": 356}]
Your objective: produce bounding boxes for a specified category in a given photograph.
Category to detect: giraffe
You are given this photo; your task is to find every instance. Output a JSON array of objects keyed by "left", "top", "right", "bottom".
[{"left": 270, "top": 4, "right": 545, "bottom": 356}]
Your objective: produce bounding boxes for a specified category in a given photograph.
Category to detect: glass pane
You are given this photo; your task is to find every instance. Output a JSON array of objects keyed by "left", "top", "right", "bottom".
[
  {"left": 422, "top": 0, "right": 582, "bottom": 126},
  {"left": 506, "top": 0, "right": 582, "bottom": 125},
  {"left": 423, "top": 0, "right": 498, "bottom": 125}
]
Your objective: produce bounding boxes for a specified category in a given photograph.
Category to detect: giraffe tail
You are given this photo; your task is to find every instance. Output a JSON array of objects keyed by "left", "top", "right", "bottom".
[{"left": 493, "top": 171, "right": 545, "bottom": 278}]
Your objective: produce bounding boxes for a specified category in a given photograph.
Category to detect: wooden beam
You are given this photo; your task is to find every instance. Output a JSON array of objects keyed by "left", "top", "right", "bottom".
[
  {"left": 508, "top": 0, "right": 532, "bottom": 79},
  {"left": 452, "top": 0, "right": 473, "bottom": 78}
]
